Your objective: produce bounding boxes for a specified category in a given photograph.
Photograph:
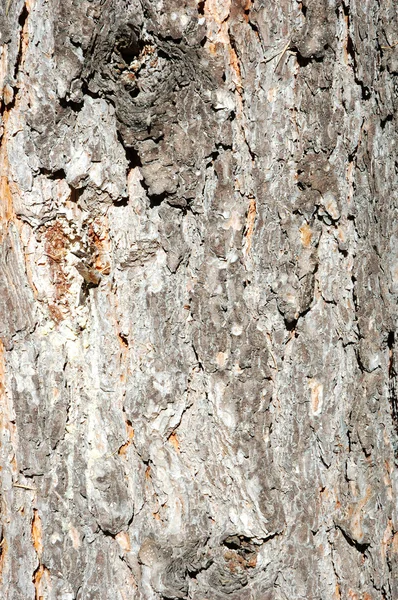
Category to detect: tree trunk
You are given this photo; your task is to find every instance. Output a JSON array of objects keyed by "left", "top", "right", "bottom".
[{"left": 0, "top": 0, "right": 397, "bottom": 598}]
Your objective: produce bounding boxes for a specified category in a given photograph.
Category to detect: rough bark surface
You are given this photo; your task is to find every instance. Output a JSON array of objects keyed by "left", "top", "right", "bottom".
[{"left": 0, "top": 0, "right": 398, "bottom": 598}]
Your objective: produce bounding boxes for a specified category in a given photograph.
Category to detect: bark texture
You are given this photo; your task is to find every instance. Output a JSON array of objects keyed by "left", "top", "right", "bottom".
[{"left": 1, "top": 0, "right": 398, "bottom": 598}]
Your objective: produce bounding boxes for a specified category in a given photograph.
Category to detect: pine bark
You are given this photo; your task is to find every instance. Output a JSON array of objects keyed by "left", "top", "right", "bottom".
[{"left": 0, "top": 0, "right": 398, "bottom": 598}]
